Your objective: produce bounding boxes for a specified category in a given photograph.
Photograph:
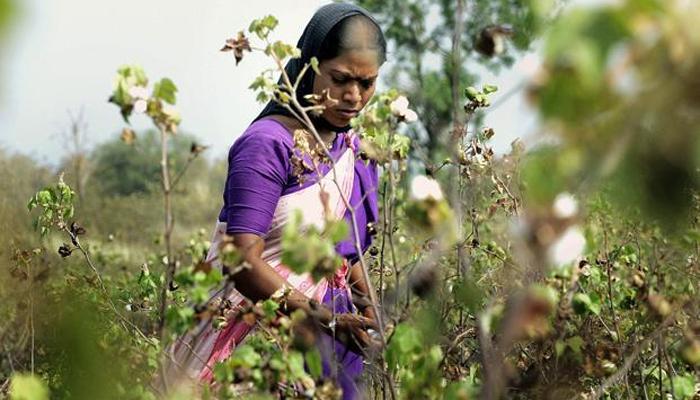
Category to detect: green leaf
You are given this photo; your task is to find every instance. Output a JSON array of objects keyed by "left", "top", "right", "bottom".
[
  {"left": 555, "top": 340, "right": 566, "bottom": 358},
  {"left": 27, "top": 197, "right": 36, "bottom": 212},
  {"left": 231, "top": 345, "right": 262, "bottom": 368},
  {"left": 116, "top": 64, "right": 148, "bottom": 87},
  {"left": 152, "top": 78, "right": 177, "bottom": 105},
  {"left": 268, "top": 355, "right": 285, "bottom": 371},
  {"left": 453, "top": 279, "right": 483, "bottom": 313},
  {"left": 465, "top": 86, "right": 479, "bottom": 101},
  {"left": 266, "top": 41, "right": 301, "bottom": 60},
  {"left": 326, "top": 220, "right": 349, "bottom": 243},
  {"left": 387, "top": 323, "right": 423, "bottom": 370},
  {"left": 482, "top": 84, "right": 498, "bottom": 94},
  {"left": 9, "top": 374, "right": 49, "bottom": 400},
  {"left": 261, "top": 299, "right": 279, "bottom": 319},
  {"left": 249, "top": 15, "right": 279, "bottom": 40},
  {"left": 213, "top": 362, "right": 233, "bottom": 383},
  {"left": 670, "top": 374, "right": 696, "bottom": 399},
  {"left": 287, "top": 352, "right": 307, "bottom": 379},
  {"left": 567, "top": 336, "right": 584, "bottom": 354},
  {"left": 572, "top": 292, "right": 601, "bottom": 315},
  {"left": 305, "top": 349, "right": 323, "bottom": 379},
  {"left": 556, "top": 336, "right": 585, "bottom": 359},
  {"left": 444, "top": 380, "right": 477, "bottom": 400},
  {"left": 310, "top": 57, "right": 320, "bottom": 75}
]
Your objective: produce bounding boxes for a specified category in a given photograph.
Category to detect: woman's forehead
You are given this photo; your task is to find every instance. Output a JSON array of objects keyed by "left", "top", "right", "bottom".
[{"left": 321, "top": 49, "right": 380, "bottom": 78}]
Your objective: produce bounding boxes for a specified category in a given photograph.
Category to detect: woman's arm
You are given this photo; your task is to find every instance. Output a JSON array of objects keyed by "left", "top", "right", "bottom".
[
  {"left": 230, "top": 233, "right": 377, "bottom": 353},
  {"left": 230, "top": 232, "right": 333, "bottom": 322},
  {"left": 348, "top": 261, "right": 377, "bottom": 322}
]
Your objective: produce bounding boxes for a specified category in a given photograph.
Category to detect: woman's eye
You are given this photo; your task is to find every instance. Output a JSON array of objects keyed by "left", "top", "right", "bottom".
[
  {"left": 332, "top": 77, "right": 347, "bottom": 85},
  {"left": 361, "top": 80, "right": 374, "bottom": 89}
]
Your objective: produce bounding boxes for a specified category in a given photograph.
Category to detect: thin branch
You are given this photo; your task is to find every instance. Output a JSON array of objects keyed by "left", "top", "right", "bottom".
[{"left": 585, "top": 303, "right": 686, "bottom": 400}]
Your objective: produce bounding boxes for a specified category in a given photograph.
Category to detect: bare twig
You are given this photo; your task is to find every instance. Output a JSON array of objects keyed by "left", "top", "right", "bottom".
[
  {"left": 585, "top": 303, "right": 686, "bottom": 400},
  {"left": 157, "top": 122, "right": 176, "bottom": 337},
  {"left": 65, "top": 227, "right": 152, "bottom": 344}
]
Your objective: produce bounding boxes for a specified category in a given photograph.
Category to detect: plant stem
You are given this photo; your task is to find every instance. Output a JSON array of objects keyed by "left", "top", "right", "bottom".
[
  {"left": 157, "top": 123, "right": 175, "bottom": 337},
  {"left": 66, "top": 228, "right": 152, "bottom": 343}
]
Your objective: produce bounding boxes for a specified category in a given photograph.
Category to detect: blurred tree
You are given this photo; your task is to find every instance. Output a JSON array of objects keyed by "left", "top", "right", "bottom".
[
  {"left": 89, "top": 129, "right": 202, "bottom": 197},
  {"left": 82, "top": 130, "right": 224, "bottom": 248},
  {"left": 352, "top": 0, "right": 544, "bottom": 159},
  {"left": 0, "top": 148, "right": 53, "bottom": 245}
]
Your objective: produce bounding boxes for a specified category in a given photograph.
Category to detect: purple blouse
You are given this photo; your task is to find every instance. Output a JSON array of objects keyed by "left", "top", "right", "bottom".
[{"left": 218, "top": 118, "right": 379, "bottom": 263}]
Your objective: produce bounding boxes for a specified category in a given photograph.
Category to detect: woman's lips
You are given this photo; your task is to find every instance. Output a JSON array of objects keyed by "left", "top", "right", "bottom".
[{"left": 337, "top": 109, "right": 359, "bottom": 119}]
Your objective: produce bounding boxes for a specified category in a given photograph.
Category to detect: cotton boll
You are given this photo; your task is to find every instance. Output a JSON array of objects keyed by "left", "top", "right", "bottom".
[
  {"left": 410, "top": 175, "right": 444, "bottom": 201},
  {"left": 162, "top": 104, "right": 179, "bottom": 118},
  {"left": 390, "top": 95, "right": 409, "bottom": 116},
  {"left": 552, "top": 192, "right": 578, "bottom": 219},
  {"left": 129, "top": 85, "right": 149, "bottom": 99},
  {"left": 389, "top": 95, "right": 418, "bottom": 122},
  {"left": 547, "top": 226, "right": 586, "bottom": 267},
  {"left": 403, "top": 109, "right": 418, "bottom": 123},
  {"left": 134, "top": 99, "right": 148, "bottom": 114}
]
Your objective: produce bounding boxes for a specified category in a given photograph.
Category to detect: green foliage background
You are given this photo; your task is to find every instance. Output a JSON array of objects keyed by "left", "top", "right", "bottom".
[{"left": 2, "top": 0, "right": 700, "bottom": 399}]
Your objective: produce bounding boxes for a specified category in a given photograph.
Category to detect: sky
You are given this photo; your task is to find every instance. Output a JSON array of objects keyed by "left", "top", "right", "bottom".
[{"left": 0, "top": 0, "right": 541, "bottom": 166}]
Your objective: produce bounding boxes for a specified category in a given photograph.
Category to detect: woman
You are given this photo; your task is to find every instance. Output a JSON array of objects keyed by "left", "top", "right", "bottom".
[{"left": 165, "top": 4, "right": 386, "bottom": 398}]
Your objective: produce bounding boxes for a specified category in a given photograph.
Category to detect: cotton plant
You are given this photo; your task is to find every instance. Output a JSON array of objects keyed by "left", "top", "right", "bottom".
[
  {"left": 109, "top": 65, "right": 181, "bottom": 133},
  {"left": 350, "top": 89, "right": 415, "bottom": 163},
  {"left": 403, "top": 175, "right": 456, "bottom": 246},
  {"left": 108, "top": 65, "right": 210, "bottom": 336},
  {"left": 510, "top": 191, "right": 587, "bottom": 271}
]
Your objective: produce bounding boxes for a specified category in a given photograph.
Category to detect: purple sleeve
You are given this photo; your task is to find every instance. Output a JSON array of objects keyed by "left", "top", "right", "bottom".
[{"left": 224, "top": 123, "right": 292, "bottom": 236}]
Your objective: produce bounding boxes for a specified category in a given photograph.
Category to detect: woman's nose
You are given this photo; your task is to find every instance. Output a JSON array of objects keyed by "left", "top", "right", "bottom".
[{"left": 343, "top": 83, "right": 362, "bottom": 104}]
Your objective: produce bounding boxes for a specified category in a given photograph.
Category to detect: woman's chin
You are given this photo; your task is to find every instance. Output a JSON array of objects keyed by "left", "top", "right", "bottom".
[{"left": 324, "top": 115, "right": 352, "bottom": 128}]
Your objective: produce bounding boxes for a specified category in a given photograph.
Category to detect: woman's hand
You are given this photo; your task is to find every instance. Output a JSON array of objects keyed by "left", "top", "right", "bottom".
[
  {"left": 348, "top": 261, "right": 381, "bottom": 337},
  {"left": 333, "top": 312, "right": 380, "bottom": 355}
]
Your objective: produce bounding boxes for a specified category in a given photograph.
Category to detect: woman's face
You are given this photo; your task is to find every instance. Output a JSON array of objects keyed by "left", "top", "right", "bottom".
[{"left": 312, "top": 49, "right": 380, "bottom": 128}]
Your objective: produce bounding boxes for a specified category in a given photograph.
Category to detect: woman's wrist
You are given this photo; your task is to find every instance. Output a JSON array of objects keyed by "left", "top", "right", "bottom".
[{"left": 281, "top": 289, "right": 334, "bottom": 326}]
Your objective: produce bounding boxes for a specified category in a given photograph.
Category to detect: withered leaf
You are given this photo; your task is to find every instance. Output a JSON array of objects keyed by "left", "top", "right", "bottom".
[
  {"left": 70, "top": 221, "right": 86, "bottom": 236},
  {"left": 474, "top": 25, "right": 514, "bottom": 57},
  {"left": 190, "top": 142, "right": 210, "bottom": 155},
  {"left": 58, "top": 243, "right": 72, "bottom": 258},
  {"left": 120, "top": 127, "right": 136, "bottom": 145},
  {"left": 221, "top": 31, "right": 252, "bottom": 65}
]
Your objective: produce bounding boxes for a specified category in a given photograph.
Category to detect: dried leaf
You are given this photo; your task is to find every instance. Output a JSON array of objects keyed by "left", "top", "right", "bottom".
[
  {"left": 120, "top": 127, "right": 136, "bottom": 145},
  {"left": 221, "top": 31, "right": 252, "bottom": 65}
]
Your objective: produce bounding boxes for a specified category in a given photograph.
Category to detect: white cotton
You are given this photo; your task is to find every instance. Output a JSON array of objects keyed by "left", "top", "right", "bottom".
[
  {"left": 547, "top": 226, "right": 586, "bottom": 267},
  {"left": 129, "top": 85, "right": 149, "bottom": 99},
  {"left": 390, "top": 95, "right": 410, "bottom": 115},
  {"left": 134, "top": 99, "right": 148, "bottom": 114},
  {"left": 404, "top": 109, "right": 418, "bottom": 123},
  {"left": 410, "top": 175, "right": 444, "bottom": 201},
  {"left": 389, "top": 95, "right": 419, "bottom": 123},
  {"left": 493, "top": 35, "right": 505, "bottom": 55},
  {"left": 552, "top": 192, "right": 578, "bottom": 219},
  {"left": 162, "top": 104, "right": 179, "bottom": 117}
]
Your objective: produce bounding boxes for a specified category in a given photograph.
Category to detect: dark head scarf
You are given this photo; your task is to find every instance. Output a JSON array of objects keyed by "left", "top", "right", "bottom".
[{"left": 253, "top": 3, "right": 384, "bottom": 132}]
